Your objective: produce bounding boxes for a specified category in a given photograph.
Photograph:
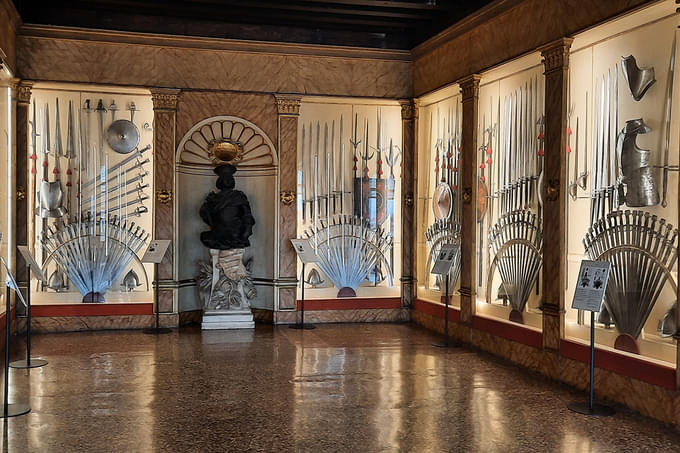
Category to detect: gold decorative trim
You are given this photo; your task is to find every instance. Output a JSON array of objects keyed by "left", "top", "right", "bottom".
[
  {"left": 151, "top": 88, "right": 180, "bottom": 111},
  {"left": 458, "top": 75, "right": 481, "bottom": 102},
  {"left": 404, "top": 192, "right": 414, "bottom": 207},
  {"left": 462, "top": 187, "right": 472, "bottom": 204},
  {"left": 399, "top": 99, "right": 417, "bottom": 121},
  {"left": 16, "top": 186, "right": 26, "bottom": 201},
  {"left": 280, "top": 190, "right": 296, "bottom": 205},
  {"left": 13, "top": 80, "right": 33, "bottom": 105},
  {"left": 546, "top": 179, "right": 560, "bottom": 201},
  {"left": 539, "top": 37, "right": 574, "bottom": 74},
  {"left": 274, "top": 95, "right": 301, "bottom": 115},
  {"left": 156, "top": 189, "right": 172, "bottom": 204}
]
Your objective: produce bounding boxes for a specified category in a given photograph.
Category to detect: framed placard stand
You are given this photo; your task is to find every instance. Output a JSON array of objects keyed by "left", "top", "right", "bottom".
[
  {"left": 10, "top": 246, "right": 48, "bottom": 369},
  {"left": 567, "top": 260, "right": 614, "bottom": 416},
  {"left": 431, "top": 244, "right": 459, "bottom": 348},
  {"left": 142, "top": 240, "right": 172, "bottom": 335},
  {"left": 290, "top": 239, "right": 319, "bottom": 330},
  {"left": 0, "top": 256, "right": 30, "bottom": 417}
]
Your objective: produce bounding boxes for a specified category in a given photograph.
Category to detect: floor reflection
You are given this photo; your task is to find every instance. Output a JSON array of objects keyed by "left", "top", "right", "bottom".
[{"left": 0, "top": 324, "right": 675, "bottom": 452}]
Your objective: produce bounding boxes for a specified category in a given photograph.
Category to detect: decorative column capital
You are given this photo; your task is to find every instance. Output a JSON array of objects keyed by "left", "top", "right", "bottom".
[
  {"left": 12, "top": 80, "right": 33, "bottom": 105},
  {"left": 458, "top": 74, "right": 481, "bottom": 103},
  {"left": 274, "top": 95, "right": 301, "bottom": 116},
  {"left": 150, "top": 88, "right": 180, "bottom": 111},
  {"left": 399, "top": 99, "right": 418, "bottom": 121},
  {"left": 539, "top": 37, "right": 574, "bottom": 74}
]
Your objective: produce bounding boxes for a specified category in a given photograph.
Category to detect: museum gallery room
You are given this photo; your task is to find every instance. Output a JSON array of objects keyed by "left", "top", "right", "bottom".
[{"left": 3, "top": 0, "right": 680, "bottom": 451}]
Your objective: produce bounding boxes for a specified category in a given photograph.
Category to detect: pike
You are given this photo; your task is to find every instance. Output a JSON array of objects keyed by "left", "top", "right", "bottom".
[
  {"left": 422, "top": 112, "right": 433, "bottom": 227},
  {"left": 331, "top": 120, "right": 336, "bottom": 213},
  {"left": 323, "top": 122, "right": 329, "bottom": 218},
  {"left": 604, "top": 69, "right": 612, "bottom": 217},
  {"left": 326, "top": 122, "right": 332, "bottom": 232},
  {"left": 661, "top": 31, "right": 676, "bottom": 208},
  {"left": 578, "top": 92, "right": 589, "bottom": 190},
  {"left": 339, "top": 116, "right": 345, "bottom": 214},
  {"left": 30, "top": 101, "right": 39, "bottom": 224},
  {"left": 307, "top": 122, "right": 314, "bottom": 220},
  {"left": 83, "top": 100, "right": 92, "bottom": 174},
  {"left": 301, "top": 124, "right": 307, "bottom": 222}
]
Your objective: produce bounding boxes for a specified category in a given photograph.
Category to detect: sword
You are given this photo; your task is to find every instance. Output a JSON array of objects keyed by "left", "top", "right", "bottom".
[{"left": 662, "top": 31, "right": 676, "bottom": 208}]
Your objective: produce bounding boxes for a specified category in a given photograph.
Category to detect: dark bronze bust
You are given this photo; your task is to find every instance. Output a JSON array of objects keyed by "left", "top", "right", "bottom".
[{"left": 199, "top": 164, "right": 255, "bottom": 249}]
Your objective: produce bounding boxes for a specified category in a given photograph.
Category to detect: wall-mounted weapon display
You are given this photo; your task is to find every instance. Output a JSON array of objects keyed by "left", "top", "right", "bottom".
[
  {"left": 478, "top": 71, "right": 545, "bottom": 324},
  {"left": 29, "top": 90, "right": 153, "bottom": 303},
  {"left": 423, "top": 99, "right": 462, "bottom": 292},
  {"left": 565, "top": 18, "right": 679, "bottom": 362},
  {"left": 297, "top": 105, "right": 401, "bottom": 297}
]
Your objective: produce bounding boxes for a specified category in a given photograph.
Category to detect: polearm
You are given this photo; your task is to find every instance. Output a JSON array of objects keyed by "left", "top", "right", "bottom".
[
  {"left": 330, "top": 120, "right": 336, "bottom": 214},
  {"left": 590, "top": 79, "right": 601, "bottom": 225},
  {"left": 339, "top": 116, "right": 345, "bottom": 214},
  {"left": 422, "top": 111, "right": 433, "bottom": 227},
  {"left": 300, "top": 124, "right": 306, "bottom": 223},
  {"left": 307, "top": 122, "right": 314, "bottom": 220}
]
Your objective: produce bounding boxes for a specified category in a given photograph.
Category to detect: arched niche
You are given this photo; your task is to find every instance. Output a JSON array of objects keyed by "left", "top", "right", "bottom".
[{"left": 175, "top": 116, "right": 278, "bottom": 313}]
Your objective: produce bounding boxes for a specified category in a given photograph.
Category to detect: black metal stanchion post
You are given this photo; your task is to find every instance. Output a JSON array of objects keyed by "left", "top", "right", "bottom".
[
  {"left": 2, "top": 285, "right": 30, "bottom": 418},
  {"left": 290, "top": 262, "right": 315, "bottom": 330},
  {"left": 433, "top": 274, "right": 452, "bottom": 348},
  {"left": 144, "top": 263, "right": 171, "bottom": 335},
  {"left": 568, "top": 311, "right": 614, "bottom": 416},
  {"left": 11, "top": 264, "right": 47, "bottom": 369}
]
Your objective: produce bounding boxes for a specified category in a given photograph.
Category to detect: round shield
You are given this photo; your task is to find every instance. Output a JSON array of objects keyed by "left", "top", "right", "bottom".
[
  {"left": 432, "top": 182, "right": 453, "bottom": 220},
  {"left": 106, "top": 119, "right": 140, "bottom": 154}
]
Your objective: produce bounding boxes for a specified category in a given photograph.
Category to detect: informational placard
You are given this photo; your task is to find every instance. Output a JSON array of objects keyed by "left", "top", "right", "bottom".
[
  {"left": 142, "top": 240, "right": 172, "bottom": 264},
  {"left": 431, "top": 244, "right": 459, "bottom": 276},
  {"left": 571, "top": 260, "right": 611, "bottom": 312},
  {"left": 17, "top": 245, "right": 46, "bottom": 282},
  {"left": 290, "top": 239, "right": 319, "bottom": 264}
]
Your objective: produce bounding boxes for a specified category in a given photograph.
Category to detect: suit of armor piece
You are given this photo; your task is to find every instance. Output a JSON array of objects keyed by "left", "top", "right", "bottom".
[{"left": 618, "top": 118, "right": 659, "bottom": 207}]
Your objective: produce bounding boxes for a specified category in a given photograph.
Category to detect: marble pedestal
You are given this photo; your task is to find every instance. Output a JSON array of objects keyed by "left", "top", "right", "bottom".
[{"left": 202, "top": 309, "right": 255, "bottom": 330}]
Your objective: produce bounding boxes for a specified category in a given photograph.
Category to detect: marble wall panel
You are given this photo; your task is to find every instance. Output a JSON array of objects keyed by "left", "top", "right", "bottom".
[
  {"left": 153, "top": 109, "right": 176, "bottom": 282},
  {"left": 275, "top": 308, "right": 409, "bottom": 324},
  {"left": 278, "top": 115, "right": 298, "bottom": 310},
  {"left": 400, "top": 101, "right": 416, "bottom": 307},
  {"left": 16, "top": 34, "right": 412, "bottom": 99},
  {"left": 26, "top": 313, "right": 178, "bottom": 332},
  {"left": 413, "top": 0, "right": 653, "bottom": 96},
  {"left": 410, "top": 310, "right": 471, "bottom": 344}
]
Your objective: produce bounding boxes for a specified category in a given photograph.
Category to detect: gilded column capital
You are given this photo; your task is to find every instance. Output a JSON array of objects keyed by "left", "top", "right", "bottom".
[
  {"left": 274, "top": 95, "right": 301, "bottom": 116},
  {"left": 11, "top": 80, "right": 33, "bottom": 105},
  {"left": 399, "top": 99, "right": 418, "bottom": 121},
  {"left": 458, "top": 75, "right": 481, "bottom": 103},
  {"left": 150, "top": 88, "right": 181, "bottom": 111},
  {"left": 539, "top": 37, "right": 574, "bottom": 74}
]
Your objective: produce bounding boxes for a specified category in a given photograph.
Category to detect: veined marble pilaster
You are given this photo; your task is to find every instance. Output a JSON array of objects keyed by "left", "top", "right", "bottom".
[
  {"left": 275, "top": 95, "right": 300, "bottom": 311},
  {"left": 539, "top": 38, "right": 573, "bottom": 350},
  {"left": 399, "top": 99, "right": 417, "bottom": 308},
  {"left": 458, "top": 75, "right": 480, "bottom": 325},
  {"left": 151, "top": 88, "right": 180, "bottom": 313},
  {"left": 12, "top": 79, "right": 31, "bottom": 284}
]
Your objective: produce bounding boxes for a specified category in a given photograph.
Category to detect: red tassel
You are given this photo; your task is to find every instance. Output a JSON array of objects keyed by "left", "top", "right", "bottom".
[
  {"left": 566, "top": 145, "right": 572, "bottom": 153},
  {"left": 453, "top": 167, "right": 458, "bottom": 172},
  {"left": 53, "top": 168, "right": 59, "bottom": 174},
  {"left": 537, "top": 149, "right": 545, "bottom": 156},
  {"left": 481, "top": 175, "right": 486, "bottom": 183},
  {"left": 30, "top": 154, "right": 37, "bottom": 160},
  {"left": 31, "top": 168, "right": 36, "bottom": 174},
  {"left": 566, "top": 127, "right": 572, "bottom": 135},
  {"left": 452, "top": 184, "right": 458, "bottom": 190},
  {"left": 66, "top": 169, "right": 72, "bottom": 175},
  {"left": 538, "top": 132, "right": 545, "bottom": 140},
  {"left": 487, "top": 147, "right": 492, "bottom": 155},
  {"left": 486, "top": 158, "right": 492, "bottom": 164},
  {"left": 480, "top": 163, "right": 486, "bottom": 169}
]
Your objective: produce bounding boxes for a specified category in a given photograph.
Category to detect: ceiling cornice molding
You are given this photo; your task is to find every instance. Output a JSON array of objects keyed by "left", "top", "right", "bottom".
[
  {"left": 411, "top": 0, "right": 524, "bottom": 59},
  {"left": 19, "top": 24, "right": 413, "bottom": 62}
]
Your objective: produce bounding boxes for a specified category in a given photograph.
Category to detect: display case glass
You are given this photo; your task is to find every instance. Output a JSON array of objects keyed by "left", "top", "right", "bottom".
[
  {"left": 416, "top": 85, "right": 462, "bottom": 306},
  {"left": 566, "top": 0, "right": 679, "bottom": 365},
  {"left": 476, "top": 54, "right": 545, "bottom": 330},
  {"left": 297, "top": 98, "right": 402, "bottom": 299},
  {"left": 29, "top": 83, "right": 154, "bottom": 305}
]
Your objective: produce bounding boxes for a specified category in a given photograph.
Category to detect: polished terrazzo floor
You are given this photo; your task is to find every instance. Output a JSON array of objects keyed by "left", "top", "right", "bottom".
[{"left": 0, "top": 323, "right": 678, "bottom": 452}]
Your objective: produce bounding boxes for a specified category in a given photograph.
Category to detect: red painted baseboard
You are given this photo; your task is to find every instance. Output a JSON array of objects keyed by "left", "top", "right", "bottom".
[
  {"left": 472, "top": 315, "right": 543, "bottom": 348},
  {"left": 296, "top": 297, "right": 402, "bottom": 311},
  {"left": 560, "top": 339, "right": 676, "bottom": 390},
  {"left": 31, "top": 303, "right": 153, "bottom": 317},
  {"left": 413, "top": 298, "right": 461, "bottom": 322}
]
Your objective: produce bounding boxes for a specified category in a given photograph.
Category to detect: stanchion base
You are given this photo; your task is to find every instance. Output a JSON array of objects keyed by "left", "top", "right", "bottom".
[
  {"left": 143, "top": 327, "right": 172, "bottom": 335},
  {"left": 289, "top": 324, "right": 316, "bottom": 330},
  {"left": 0, "top": 403, "right": 31, "bottom": 418},
  {"left": 9, "top": 358, "right": 48, "bottom": 369},
  {"left": 568, "top": 401, "right": 615, "bottom": 416}
]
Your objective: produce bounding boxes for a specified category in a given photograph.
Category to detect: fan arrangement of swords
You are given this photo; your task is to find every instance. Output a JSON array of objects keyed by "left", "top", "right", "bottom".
[
  {"left": 30, "top": 96, "right": 151, "bottom": 302},
  {"left": 571, "top": 33, "right": 680, "bottom": 352},
  {"left": 423, "top": 101, "right": 462, "bottom": 291},
  {"left": 298, "top": 111, "right": 399, "bottom": 297},
  {"left": 478, "top": 75, "right": 546, "bottom": 323}
]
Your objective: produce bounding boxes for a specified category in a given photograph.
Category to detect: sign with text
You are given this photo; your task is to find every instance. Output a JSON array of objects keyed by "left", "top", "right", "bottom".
[
  {"left": 142, "top": 240, "right": 172, "bottom": 264},
  {"left": 431, "top": 244, "right": 459, "bottom": 276},
  {"left": 571, "top": 260, "right": 611, "bottom": 312},
  {"left": 17, "top": 245, "right": 46, "bottom": 282},
  {"left": 290, "top": 239, "right": 319, "bottom": 264}
]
